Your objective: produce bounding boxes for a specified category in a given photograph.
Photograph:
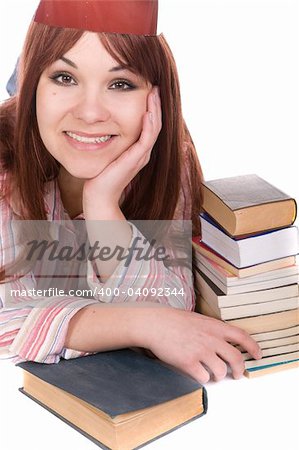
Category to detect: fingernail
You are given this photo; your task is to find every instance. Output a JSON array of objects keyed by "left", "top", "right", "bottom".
[{"left": 149, "top": 111, "right": 154, "bottom": 122}]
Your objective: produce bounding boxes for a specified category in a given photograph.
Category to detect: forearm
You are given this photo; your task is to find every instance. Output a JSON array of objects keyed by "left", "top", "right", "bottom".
[
  {"left": 64, "top": 302, "right": 262, "bottom": 384},
  {"left": 84, "top": 213, "right": 195, "bottom": 310},
  {"left": 64, "top": 302, "right": 168, "bottom": 353}
]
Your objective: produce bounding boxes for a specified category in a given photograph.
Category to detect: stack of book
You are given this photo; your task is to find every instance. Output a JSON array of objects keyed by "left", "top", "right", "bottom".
[{"left": 193, "top": 174, "right": 299, "bottom": 377}]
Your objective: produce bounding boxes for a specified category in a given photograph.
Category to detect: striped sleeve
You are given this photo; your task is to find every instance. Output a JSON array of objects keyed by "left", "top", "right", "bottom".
[
  {"left": 0, "top": 295, "right": 98, "bottom": 364},
  {"left": 0, "top": 185, "right": 98, "bottom": 364},
  {"left": 87, "top": 222, "right": 194, "bottom": 310}
]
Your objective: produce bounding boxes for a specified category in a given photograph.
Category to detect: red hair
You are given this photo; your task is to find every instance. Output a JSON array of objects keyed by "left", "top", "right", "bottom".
[{"left": 0, "top": 22, "right": 203, "bottom": 232}]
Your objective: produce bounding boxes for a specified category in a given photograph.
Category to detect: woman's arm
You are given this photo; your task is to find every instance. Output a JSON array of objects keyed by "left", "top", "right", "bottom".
[
  {"left": 65, "top": 302, "right": 262, "bottom": 383},
  {"left": 82, "top": 87, "right": 194, "bottom": 310},
  {"left": 83, "top": 87, "right": 161, "bottom": 281},
  {"left": 0, "top": 181, "right": 99, "bottom": 364}
]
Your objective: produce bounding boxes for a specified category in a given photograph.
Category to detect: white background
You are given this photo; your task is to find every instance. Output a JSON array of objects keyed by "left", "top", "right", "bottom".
[
  {"left": 0, "top": 361, "right": 298, "bottom": 450},
  {"left": 0, "top": 1, "right": 298, "bottom": 450},
  {"left": 0, "top": 0, "right": 298, "bottom": 201}
]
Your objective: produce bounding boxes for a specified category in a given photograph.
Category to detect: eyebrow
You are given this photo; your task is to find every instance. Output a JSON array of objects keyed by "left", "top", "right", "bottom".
[
  {"left": 60, "top": 57, "right": 128, "bottom": 73},
  {"left": 60, "top": 56, "right": 78, "bottom": 69},
  {"left": 109, "top": 65, "right": 127, "bottom": 72}
]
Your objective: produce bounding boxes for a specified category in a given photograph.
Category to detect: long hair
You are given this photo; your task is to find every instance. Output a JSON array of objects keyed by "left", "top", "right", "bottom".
[{"left": 0, "top": 22, "right": 203, "bottom": 230}]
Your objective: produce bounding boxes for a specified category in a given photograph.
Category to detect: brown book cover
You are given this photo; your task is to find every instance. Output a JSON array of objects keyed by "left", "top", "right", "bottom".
[{"left": 202, "top": 174, "right": 297, "bottom": 236}]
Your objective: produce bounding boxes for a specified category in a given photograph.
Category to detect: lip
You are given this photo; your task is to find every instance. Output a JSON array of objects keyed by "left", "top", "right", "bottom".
[{"left": 63, "top": 131, "right": 116, "bottom": 152}]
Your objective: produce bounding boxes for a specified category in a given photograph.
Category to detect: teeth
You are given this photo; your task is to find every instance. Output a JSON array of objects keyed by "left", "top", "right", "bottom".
[{"left": 66, "top": 132, "right": 112, "bottom": 144}]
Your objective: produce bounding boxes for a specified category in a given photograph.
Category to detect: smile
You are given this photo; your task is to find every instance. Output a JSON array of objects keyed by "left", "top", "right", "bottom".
[{"left": 65, "top": 131, "right": 112, "bottom": 144}]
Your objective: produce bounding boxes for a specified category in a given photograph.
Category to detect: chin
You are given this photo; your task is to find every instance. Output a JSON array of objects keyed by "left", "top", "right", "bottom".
[{"left": 65, "top": 164, "right": 105, "bottom": 180}]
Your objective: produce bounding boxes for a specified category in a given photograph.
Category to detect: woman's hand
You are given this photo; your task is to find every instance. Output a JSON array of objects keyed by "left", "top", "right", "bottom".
[
  {"left": 137, "top": 307, "right": 262, "bottom": 383},
  {"left": 66, "top": 303, "right": 261, "bottom": 384},
  {"left": 83, "top": 86, "right": 162, "bottom": 216}
]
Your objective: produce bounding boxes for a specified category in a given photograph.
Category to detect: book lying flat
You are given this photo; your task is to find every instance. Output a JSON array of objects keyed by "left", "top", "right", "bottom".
[
  {"left": 251, "top": 325, "right": 299, "bottom": 343},
  {"left": 244, "top": 359, "right": 299, "bottom": 378},
  {"left": 201, "top": 174, "right": 297, "bottom": 237},
  {"left": 195, "top": 269, "right": 299, "bottom": 308},
  {"left": 237, "top": 334, "right": 299, "bottom": 351},
  {"left": 200, "top": 213, "right": 299, "bottom": 268},
  {"left": 244, "top": 351, "right": 299, "bottom": 369},
  {"left": 196, "top": 256, "right": 299, "bottom": 295},
  {"left": 227, "top": 309, "right": 299, "bottom": 335},
  {"left": 197, "top": 254, "right": 299, "bottom": 286},
  {"left": 192, "top": 237, "right": 295, "bottom": 278},
  {"left": 242, "top": 343, "right": 299, "bottom": 361},
  {"left": 198, "top": 293, "right": 299, "bottom": 320},
  {"left": 199, "top": 299, "right": 299, "bottom": 335},
  {"left": 18, "top": 349, "right": 207, "bottom": 450}
]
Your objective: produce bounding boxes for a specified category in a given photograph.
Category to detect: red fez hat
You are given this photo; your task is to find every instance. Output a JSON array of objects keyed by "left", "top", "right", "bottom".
[{"left": 34, "top": 0, "right": 158, "bottom": 36}]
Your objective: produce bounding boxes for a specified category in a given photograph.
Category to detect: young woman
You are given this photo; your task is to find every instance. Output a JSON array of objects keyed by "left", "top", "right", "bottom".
[{"left": 0, "top": 0, "right": 261, "bottom": 383}]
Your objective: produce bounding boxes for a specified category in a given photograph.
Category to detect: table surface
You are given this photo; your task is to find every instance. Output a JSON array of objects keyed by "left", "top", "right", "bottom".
[{"left": 1, "top": 361, "right": 298, "bottom": 450}]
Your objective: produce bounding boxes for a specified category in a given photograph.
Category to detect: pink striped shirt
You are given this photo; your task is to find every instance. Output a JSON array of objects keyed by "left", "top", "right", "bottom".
[{"left": 0, "top": 161, "right": 194, "bottom": 364}]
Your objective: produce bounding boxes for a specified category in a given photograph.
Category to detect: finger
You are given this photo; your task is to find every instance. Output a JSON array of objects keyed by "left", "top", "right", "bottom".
[
  {"left": 221, "top": 323, "right": 262, "bottom": 360},
  {"left": 152, "top": 86, "right": 162, "bottom": 130},
  {"left": 134, "top": 114, "right": 158, "bottom": 167},
  {"left": 138, "top": 87, "right": 161, "bottom": 150},
  {"left": 185, "top": 362, "right": 210, "bottom": 384},
  {"left": 110, "top": 110, "right": 153, "bottom": 170},
  {"left": 200, "top": 352, "right": 228, "bottom": 381},
  {"left": 106, "top": 88, "right": 160, "bottom": 172},
  {"left": 138, "top": 108, "right": 155, "bottom": 150},
  {"left": 215, "top": 339, "right": 246, "bottom": 379}
]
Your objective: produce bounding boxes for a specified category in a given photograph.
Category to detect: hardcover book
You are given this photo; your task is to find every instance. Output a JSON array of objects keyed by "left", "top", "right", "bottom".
[
  {"left": 195, "top": 256, "right": 299, "bottom": 295},
  {"left": 201, "top": 174, "right": 297, "bottom": 236},
  {"left": 242, "top": 343, "right": 299, "bottom": 362},
  {"left": 195, "top": 269, "right": 299, "bottom": 308},
  {"left": 244, "top": 359, "right": 299, "bottom": 377},
  {"left": 197, "top": 296, "right": 299, "bottom": 375},
  {"left": 244, "top": 351, "right": 299, "bottom": 369},
  {"left": 198, "top": 294, "right": 299, "bottom": 322},
  {"left": 200, "top": 213, "right": 299, "bottom": 268},
  {"left": 227, "top": 309, "right": 299, "bottom": 335},
  {"left": 250, "top": 325, "right": 299, "bottom": 343},
  {"left": 198, "top": 298, "right": 299, "bottom": 335},
  {"left": 192, "top": 236, "right": 295, "bottom": 278},
  {"left": 241, "top": 334, "right": 299, "bottom": 350},
  {"left": 18, "top": 349, "right": 207, "bottom": 450}
]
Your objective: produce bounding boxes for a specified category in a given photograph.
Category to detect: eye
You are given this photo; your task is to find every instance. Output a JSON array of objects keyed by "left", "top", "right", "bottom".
[
  {"left": 49, "top": 72, "right": 77, "bottom": 86},
  {"left": 109, "top": 80, "right": 136, "bottom": 91}
]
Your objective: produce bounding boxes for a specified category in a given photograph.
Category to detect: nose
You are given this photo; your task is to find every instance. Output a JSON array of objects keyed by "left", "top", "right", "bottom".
[{"left": 72, "top": 90, "right": 111, "bottom": 124}]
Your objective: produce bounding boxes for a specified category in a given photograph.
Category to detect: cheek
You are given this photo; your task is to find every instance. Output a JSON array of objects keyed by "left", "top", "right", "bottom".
[
  {"left": 36, "top": 82, "right": 67, "bottom": 132},
  {"left": 36, "top": 86, "right": 56, "bottom": 140},
  {"left": 119, "top": 94, "right": 148, "bottom": 138},
  {"left": 36, "top": 89, "right": 46, "bottom": 133}
]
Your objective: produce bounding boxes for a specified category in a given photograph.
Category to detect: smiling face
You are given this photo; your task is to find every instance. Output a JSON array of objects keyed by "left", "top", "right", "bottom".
[{"left": 36, "top": 32, "right": 151, "bottom": 179}]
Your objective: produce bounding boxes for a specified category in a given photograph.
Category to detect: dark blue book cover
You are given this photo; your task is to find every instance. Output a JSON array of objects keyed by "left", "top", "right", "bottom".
[{"left": 18, "top": 349, "right": 207, "bottom": 449}]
